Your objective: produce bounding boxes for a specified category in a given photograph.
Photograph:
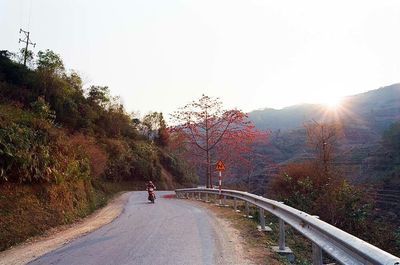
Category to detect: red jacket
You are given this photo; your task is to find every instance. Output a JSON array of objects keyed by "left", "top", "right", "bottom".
[{"left": 147, "top": 183, "right": 156, "bottom": 191}]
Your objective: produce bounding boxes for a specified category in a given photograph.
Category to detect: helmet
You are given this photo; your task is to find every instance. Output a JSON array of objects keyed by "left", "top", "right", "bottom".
[{"left": 148, "top": 181, "right": 153, "bottom": 184}]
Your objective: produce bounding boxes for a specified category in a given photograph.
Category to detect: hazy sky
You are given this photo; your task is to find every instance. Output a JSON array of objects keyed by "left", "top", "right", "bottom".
[{"left": 1, "top": 0, "right": 400, "bottom": 116}]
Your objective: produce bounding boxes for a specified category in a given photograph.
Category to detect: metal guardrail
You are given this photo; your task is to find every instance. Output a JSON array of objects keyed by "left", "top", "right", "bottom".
[{"left": 175, "top": 188, "right": 400, "bottom": 265}]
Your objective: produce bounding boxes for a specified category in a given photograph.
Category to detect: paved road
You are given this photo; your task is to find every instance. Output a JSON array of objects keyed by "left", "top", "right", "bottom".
[{"left": 28, "top": 191, "right": 233, "bottom": 265}]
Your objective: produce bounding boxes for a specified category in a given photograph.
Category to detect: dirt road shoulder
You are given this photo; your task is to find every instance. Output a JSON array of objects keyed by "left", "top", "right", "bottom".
[
  {"left": 0, "top": 192, "right": 131, "bottom": 265},
  {"left": 188, "top": 200, "right": 283, "bottom": 265}
]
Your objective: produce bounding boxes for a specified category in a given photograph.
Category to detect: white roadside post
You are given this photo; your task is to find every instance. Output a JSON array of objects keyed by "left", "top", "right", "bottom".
[
  {"left": 215, "top": 160, "right": 225, "bottom": 206},
  {"left": 218, "top": 170, "right": 222, "bottom": 205}
]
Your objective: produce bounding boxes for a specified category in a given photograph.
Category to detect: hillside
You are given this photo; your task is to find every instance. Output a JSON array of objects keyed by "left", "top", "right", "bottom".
[
  {"left": 0, "top": 50, "right": 197, "bottom": 251},
  {"left": 247, "top": 84, "right": 400, "bottom": 185}
]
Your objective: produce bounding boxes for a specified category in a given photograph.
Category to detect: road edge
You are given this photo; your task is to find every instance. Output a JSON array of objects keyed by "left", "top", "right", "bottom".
[{"left": 0, "top": 192, "right": 132, "bottom": 265}]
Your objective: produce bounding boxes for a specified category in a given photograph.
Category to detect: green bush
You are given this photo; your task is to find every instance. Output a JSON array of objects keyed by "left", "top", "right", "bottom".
[
  {"left": 0, "top": 104, "right": 90, "bottom": 183},
  {"left": 159, "top": 149, "right": 198, "bottom": 184}
]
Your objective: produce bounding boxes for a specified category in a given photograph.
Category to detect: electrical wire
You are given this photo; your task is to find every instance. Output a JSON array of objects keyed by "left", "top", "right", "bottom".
[{"left": 28, "top": 0, "right": 33, "bottom": 31}]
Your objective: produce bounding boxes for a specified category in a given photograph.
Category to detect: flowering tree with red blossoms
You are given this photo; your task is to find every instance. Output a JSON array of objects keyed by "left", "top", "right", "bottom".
[{"left": 170, "top": 95, "right": 268, "bottom": 188}]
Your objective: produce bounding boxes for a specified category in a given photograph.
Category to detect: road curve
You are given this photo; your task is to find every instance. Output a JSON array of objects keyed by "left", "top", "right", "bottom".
[{"left": 28, "top": 191, "right": 243, "bottom": 265}]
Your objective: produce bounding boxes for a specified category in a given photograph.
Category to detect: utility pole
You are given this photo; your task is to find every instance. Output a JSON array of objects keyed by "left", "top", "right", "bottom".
[{"left": 19, "top": 28, "right": 36, "bottom": 66}]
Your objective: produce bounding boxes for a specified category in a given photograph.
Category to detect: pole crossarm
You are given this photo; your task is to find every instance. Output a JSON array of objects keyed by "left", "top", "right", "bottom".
[
  {"left": 175, "top": 188, "right": 400, "bottom": 265},
  {"left": 18, "top": 28, "right": 36, "bottom": 66}
]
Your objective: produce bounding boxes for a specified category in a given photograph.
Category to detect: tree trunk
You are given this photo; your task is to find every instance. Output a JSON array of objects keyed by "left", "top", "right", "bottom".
[
  {"left": 206, "top": 150, "right": 211, "bottom": 188},
  {"left": 209, "top": 154, "right": 213, "bottom": 188}
]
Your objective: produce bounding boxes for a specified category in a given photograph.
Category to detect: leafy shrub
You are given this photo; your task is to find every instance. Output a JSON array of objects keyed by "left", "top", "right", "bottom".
[
  {"left": 159, "top": 149, "right": 198, "bottom": 184},
  {"left": 271, "top": 161, "right": 371, "bottom": 232},
  {"left": 102, "top": 139, "right": 162, "bottom": 182},
  {"left": 0, "top": 104, "right": 90, "bottom": 183}
]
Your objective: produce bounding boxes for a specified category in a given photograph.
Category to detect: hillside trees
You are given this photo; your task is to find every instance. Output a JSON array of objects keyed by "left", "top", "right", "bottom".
[
  {"left": 271, "top": 121, "right": 400, "bottom": 254},
  {"left": 0, "top": 48, "right": 200, "bottom": 251},
  {"left": 380, "top": 121, "right": 400, "bottom": 179},
  {"left": 170, "top": 95, "right": 266, "bottom": 187},
  {"left": 36, "top": 49, "right": 65, "bottom": 75},
  {"left": 0, "top": 49, "right": 196, "bottom": 186},
  {"left": 0, "top": 105, "right": 90, "bottom": 183},
  {"left": 304, "top": 121, "right": 342, "bottom": 180},
  {"left": 141, "top": 112, "right": 169, "bottom": 146},
  {"left": 88, "top": 85, "right": 111, "bottom": 108},
  {"left": 15, "top": 48, "right": 34, "bottom": 68},
  {"left": 272, "top": 122, "right": 370, "bottom": 230}
]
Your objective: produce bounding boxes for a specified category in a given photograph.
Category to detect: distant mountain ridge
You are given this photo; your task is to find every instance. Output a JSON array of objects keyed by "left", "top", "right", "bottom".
[
  {"left": 249, "top": 84, "right": 400, "bottom": 132},
  {"left": 247, "top": 84, "right": 400, "bottom": 183}
]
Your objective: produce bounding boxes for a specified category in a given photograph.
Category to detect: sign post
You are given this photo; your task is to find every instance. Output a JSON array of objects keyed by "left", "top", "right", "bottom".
[{"left": 215, "top": 160, "right": 225, "bottom": 205}]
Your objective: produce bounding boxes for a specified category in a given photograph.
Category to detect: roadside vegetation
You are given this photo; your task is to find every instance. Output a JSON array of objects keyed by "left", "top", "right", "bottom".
[
  {"left": 0, "top": 49, "right": 198, "bottom": 251},
  {"left": 270, "top": 121, "right": 400, "bottom": 258}
]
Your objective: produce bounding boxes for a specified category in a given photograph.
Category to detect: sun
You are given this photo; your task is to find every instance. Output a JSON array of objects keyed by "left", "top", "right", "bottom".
[{"left": 321, "top": 96, "right": 342, "bottom": 109}]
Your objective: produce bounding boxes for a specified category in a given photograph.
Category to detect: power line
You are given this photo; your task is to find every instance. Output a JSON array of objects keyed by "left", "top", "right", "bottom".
[
  {"left": 18, "top": 28, "right": 36, "bottom": 66},
  {"left": 28, "top": 0, "right": 33, "bottom": 30}
]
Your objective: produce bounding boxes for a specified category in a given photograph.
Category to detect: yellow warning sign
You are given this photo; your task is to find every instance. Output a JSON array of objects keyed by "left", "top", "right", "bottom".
[{"left": 215, "top": 160, "right": 225, "bottom": 171}]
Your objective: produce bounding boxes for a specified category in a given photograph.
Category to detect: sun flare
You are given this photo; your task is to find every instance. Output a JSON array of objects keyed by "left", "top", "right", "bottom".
[{"left": 321, "top": 97, "right": 342, "bottom": 109}]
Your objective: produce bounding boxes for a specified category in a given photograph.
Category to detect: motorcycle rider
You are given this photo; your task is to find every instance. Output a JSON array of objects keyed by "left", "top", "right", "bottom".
[{"left": 146, "top": 181, "right": 156, "bottom": 201}]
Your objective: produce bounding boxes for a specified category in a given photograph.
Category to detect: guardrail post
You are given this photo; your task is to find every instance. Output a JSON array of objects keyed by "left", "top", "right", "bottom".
[
  {"left": 197, "top": 192, "right": 201, "bottom": 200},
  {"left": 258, "top": 208, "right": 272, "bottom": 232},
  {"left": 272, "top": 218, "right": 293, "bottom": 262},
  {"left": 233, "top": 197, "right": 238, "bottom": 212},
  {"left": 279, "top": 218, "right": 286, "bottom": 250},
  {"left": 312, "top": 243, "right": 323, "bottom": 265},
  {"left": 244, "top": 201, "right": 252, "bottom": 218},
  {"left": 205, "top": 193, "right": 210, "bottom": 202}
]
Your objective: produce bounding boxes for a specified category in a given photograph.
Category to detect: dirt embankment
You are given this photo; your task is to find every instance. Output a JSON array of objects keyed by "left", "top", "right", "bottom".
[{"left": 0, "top": 192, "right": 130, "bottom": 265}]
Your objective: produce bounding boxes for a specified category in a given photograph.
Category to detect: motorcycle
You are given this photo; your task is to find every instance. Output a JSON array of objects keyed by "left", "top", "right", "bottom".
[{"left": 147, "top": 187, "right": 156, "bottom": 203}]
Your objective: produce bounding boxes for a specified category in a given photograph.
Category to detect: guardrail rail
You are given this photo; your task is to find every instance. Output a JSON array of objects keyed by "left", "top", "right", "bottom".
[{"left": 175, "top": 188, "right": 400, "bottom": 265}]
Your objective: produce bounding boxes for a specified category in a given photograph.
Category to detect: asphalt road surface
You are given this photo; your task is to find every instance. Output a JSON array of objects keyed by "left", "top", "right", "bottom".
[{"left": 28, "top": 191, "right": 240, "bottom": 265}]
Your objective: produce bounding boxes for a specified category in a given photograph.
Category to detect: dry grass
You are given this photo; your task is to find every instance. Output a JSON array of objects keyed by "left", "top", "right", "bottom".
[
  {"left": 69, "top": 134, "right": 108, "bottom": 179},
  {"left": 0, "top": 180, "right": 140, "bottom": 252}
]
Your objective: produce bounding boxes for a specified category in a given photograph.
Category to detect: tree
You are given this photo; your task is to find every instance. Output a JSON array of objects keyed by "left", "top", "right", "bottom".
[
  {"left": 87, "top": 85, "right": 111, "bottom": 108},
  {"left": 63, "top": 71, "right": 83, "bottom": 93},
  {"left": 170, "top": 94, "right": 264, "bottom": 188},
  {"left": 35, "top": 50, "right": 66, "bottom": 105},
  {"left": 382, "top": 121, "right": 400, "bottom": 164},
  {"left": 36, "top": 49, "right": 65, "bottom": 76},
  {"left": 141, "top": 112, "right": 169, "bottom": 146},
  {"left": 271, "top": 122, "right": 372, "bottom": 232},
  {"left": 15, "top": 48, "right": 34, "bottom": 68},
  {"left": 375, "top": 121, "right": 400, "bottom": 178},
  {"left": 304, "top": 120, "right": 341, "bottom": 179}
]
